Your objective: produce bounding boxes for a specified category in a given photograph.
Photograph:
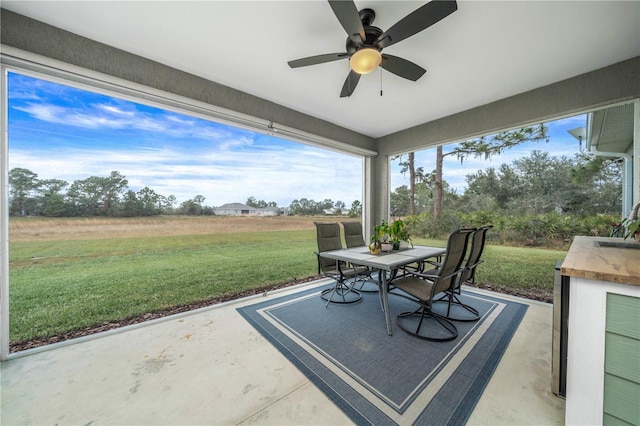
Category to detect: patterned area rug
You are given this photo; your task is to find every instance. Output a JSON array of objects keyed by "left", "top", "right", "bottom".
[{"left": 238, "top": 284, "right": 527, "bottom": 425}]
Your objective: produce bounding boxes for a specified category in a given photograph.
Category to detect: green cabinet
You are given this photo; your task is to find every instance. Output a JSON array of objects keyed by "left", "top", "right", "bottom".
[{"left": 604, "top": 293, "right": 640, "bottom": 426}]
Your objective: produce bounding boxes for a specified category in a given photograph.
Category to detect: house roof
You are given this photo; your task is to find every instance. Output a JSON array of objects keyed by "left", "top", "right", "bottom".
[
  {"left": 216, "top": 203, "right": 253, "bottom": 210},
  {"left": 2, "top": 1, "right": 638, "bottom": 140}
]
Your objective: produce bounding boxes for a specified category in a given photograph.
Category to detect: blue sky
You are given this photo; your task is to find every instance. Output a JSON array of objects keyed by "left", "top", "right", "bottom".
[{"left": 8, "top": 72, "right": 584, "bottom": 207}]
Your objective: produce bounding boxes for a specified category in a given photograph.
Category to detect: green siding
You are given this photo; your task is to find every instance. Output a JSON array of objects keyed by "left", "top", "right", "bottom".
[
  {"left": 604, "top": 412, "right": 634, "bottom": 426},
  {"left": 604, "top": 293, "right": 640, "bottom": 426},
  {"left": 606, "top": 294, "right": 640, "bottom": 340},
  {"left": 603, "top": 375, "right": 640, "bottom": 425},
  {"left": 606, "top": 333, "right": 640, "bottom": 384}
]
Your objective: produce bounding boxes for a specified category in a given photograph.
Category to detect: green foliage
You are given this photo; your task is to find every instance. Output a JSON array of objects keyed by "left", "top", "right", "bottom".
[
  {"left": 621, "top": 217, "right": 640, "bottom": 240},
  {"left": 408, "top": 210, "right": 618, "bottom": 246},
  {"left": 405, "top": 211, "right": 463, "bottom": 239},
  {"left": 371, "top": 219, "right": 390, "bottom": 243},
  {"left": 348, "top": 200, "right": 362, "bottom": 218},
  {"left": 463, "top": 150, "right": 620, "bottom": 215},
  {"left": 451, "top": 124, "right": 548, "bottom": 162},
  {"left": 370, "top": 219, "right": 413, "bottom": 249},
  {"left": 387, "top": 219, "right": 412, "bottom": 245},
  {"left": 391, "top": 185, "right": 411, "bottom": 217},
  {"left": 246, "top": 196, "right": 278, "bottom": 208}
]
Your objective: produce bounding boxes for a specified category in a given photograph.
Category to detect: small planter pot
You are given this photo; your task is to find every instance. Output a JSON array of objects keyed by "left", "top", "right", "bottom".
[{"left": 381, "top": 242, "right": 393, "bottom": 252}]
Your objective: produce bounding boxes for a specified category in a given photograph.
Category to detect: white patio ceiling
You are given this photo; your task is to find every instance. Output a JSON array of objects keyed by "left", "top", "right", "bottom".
[{"left": 2, "top": 1, "right": 639, "bottom": 139}]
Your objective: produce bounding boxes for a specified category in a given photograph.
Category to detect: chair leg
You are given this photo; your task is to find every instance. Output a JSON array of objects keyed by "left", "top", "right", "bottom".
[
  {"left": 351, "top": 270, "right": 379, "bottom": 293},
  {"left": 396, "top": 305, "right": 458, "bottom": 342},
  {"left": 320, "top": 279, "right": 361, "bottom": 307},
  {"left": 433, "top": 291, "right": 480, "bottom": 322}
]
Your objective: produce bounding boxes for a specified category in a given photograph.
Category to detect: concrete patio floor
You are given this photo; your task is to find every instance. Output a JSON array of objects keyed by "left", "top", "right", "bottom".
[{"left": 0, "top": 279, "right": 565, "bottom": 425}]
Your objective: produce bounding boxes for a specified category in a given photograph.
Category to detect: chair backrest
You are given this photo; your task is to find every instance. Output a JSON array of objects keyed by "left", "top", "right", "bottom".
[
  {"left": 432, "top": 228, "right": 474, "bottom": 296},
  {"left": 460, "top": 225, "right": 492, "bottom": 285},
  {"left": 342, "top": 221, "right": 365, "bottom": 248},
  {"left": 315, "top": 222, "right": 343, "bottom": 273}
]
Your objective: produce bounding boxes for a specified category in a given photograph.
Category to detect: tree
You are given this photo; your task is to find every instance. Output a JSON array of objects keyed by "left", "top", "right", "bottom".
[
  {"left": 348, "top": 200, "right": 362, "bottom": 218},
  {"left": 8, "top": 168, "right": 40, "bottom": 216},
  {"left": 137, "top": 187, "right": 161, "bottom": 216},
  {"left": 466, "top": 165, "right": 521, "bottom": 209},
  {"left": 246, "top": 196, "right": 271, "bottom": 208},
  {"left": 161, "top": 195, "right": 177, "bottom": 214},
  {"left": 121, "top": 190, "right": 143, "bottom": 217},
  {"left": 43, "top": 194, "right": 68, "bottom": 217},
  {"left": 434, "top": 146, "right": 444, "bottom": 222},
  {"left": 569, "top": 154, "right": 622, "bottom": 214},
  {"left": 433, "top": 124, "right": 548, "bottom": 221},
  {"left": 392, "top": 152, "right": 426, "bottom": 215},
  {"left": 463, "top": 150, "right": 622, "bottom": 215},
  {"left": 67, "top": 171, "right": 128, "bottom": 216},
  {"left": 390, "top": 185, "right": 410, "bottom": 217},
  {"left": 193, "top": 195, "right": 205, "bottom": 207},
  {"left": 180, "top": 199, "right": 200, "bottom": 215}
]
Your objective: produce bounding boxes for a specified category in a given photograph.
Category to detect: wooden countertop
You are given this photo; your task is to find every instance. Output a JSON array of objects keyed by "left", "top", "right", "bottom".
[{"left": 561, "top": 236, "right": 640, "bottom": 286}]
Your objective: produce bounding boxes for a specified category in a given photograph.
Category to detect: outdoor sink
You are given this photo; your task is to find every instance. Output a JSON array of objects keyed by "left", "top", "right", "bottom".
[{"left": 595, "top": 240, "right": 640, "bottom": 249}]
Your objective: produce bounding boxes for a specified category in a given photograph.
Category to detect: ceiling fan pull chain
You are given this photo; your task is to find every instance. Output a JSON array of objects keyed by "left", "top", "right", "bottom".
[{"left": 380, "top": 67, "right": 383, "bottom": 97}]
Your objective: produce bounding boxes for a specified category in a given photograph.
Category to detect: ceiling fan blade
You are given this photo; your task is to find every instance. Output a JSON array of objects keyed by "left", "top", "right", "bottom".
[
  {"left": 375, "top": 0, "right": 457, "bottom": 49},
  {"left": 340, "top": 70, "right": 361, "bottom": 98},
  {"left": 288, "top": 53, "right": 349, "bottom": 68},
  {"left": 381, "top": 54, "right": 426, "bottom": 81},
  {"left": 328, "top": 0, "right": 365, "bottom": 45}
]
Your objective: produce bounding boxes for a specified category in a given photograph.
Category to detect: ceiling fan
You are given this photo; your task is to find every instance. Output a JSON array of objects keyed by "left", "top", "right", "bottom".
[{"left": 287, "top": 0, "right": 458, "bottom": 98}]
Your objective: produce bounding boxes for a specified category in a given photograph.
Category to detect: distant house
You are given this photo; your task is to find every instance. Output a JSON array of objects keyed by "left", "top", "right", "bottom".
[
  {"left": 322, "top": 208, "right": 345, "bottom": 215},
  {"left": 214, "top": 203, "right": 283, "bottom": 216},
  {"left": 213, "top": 203, "right": 257, "bottom": 216},
  {"left": 260, "top": 206, "right": 282, "bottom": 216}
]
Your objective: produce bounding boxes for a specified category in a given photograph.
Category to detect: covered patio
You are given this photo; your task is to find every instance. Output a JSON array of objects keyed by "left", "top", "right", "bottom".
[
  {"left": 1, "top": 1, "right": 639, "bottom": 424},
  {"left": 1, "top": 279, "right": 563, "bottom": 425}
]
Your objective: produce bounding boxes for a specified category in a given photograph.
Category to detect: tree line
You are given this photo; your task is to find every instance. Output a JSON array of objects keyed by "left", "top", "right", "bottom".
[
  {"left": 7, "top": 168, "right": 362, "bottom": 218},
  {"left": 391, "top": 150, "right": 621, "bottom": 218},
  {"left": 392, "top": 150, "right": 622, "bottom": 244}
]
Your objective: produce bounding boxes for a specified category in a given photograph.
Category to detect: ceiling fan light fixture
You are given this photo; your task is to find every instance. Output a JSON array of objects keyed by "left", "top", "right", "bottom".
[{"left": 350, "top": 48, "right": 381, "bottom": 74}]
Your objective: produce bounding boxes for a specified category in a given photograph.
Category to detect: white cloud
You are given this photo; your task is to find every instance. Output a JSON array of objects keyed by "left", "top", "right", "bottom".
[{"left": 10, "top": 139, "right": 363, "bottom": 207}]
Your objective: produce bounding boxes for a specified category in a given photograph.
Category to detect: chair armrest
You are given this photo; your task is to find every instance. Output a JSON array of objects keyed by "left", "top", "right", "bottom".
[{"left": 401, "top": 269, "right": 440, "bottom": 281}]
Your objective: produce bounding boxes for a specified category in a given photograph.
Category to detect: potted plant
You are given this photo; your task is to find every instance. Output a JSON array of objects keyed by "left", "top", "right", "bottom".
[
  {"left": 622, "top": 216, "right": 640, "bottom": 241},
  {"left": 370, "top": 220, "right": 393, "bottom": 253},
  {"left": 388, "top": 219, "right": 413, "bottom": 250}
]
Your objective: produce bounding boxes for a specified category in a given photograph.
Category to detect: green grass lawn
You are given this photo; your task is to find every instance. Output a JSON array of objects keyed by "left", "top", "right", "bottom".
[{"left": 9, "top": 231, "right": 566, "bottom": 343}]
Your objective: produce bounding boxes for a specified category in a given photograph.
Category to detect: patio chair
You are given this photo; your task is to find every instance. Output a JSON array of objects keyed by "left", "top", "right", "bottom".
[
  {"left": 315, "top": 222, "right": 363, "bottom": 306},
  {"left": 433, "top": 225, "right": 492, "bottom": 322},
  {"left": 391, "top": 228, "right": 474, "bottom": 341},
  {"left": 341, "top": 221, "right": 378, "bottom": 292}
]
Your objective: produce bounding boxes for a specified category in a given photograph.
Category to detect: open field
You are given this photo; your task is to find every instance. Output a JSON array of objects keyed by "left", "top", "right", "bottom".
[
  {"left": 8, "top": 216, "right": 566, "bottom": 348},
  {"left": 9, "top": 215, "right": 318, "bottom": 242}
]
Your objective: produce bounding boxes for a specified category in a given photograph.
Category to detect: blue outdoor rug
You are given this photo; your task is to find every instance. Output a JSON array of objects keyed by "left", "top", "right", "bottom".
[{"left": 238, "top": 284, "right": 528, "bottom": 425}]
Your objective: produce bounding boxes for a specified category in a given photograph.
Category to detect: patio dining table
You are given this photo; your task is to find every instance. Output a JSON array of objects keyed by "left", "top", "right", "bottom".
[{"left": 319, "top": 245, "right": 446, "bottom": 336}]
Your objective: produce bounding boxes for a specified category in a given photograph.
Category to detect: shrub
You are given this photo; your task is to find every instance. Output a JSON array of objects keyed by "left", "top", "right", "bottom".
[{"left": 405, "top": 210, "right": 620, "bottom": 247}]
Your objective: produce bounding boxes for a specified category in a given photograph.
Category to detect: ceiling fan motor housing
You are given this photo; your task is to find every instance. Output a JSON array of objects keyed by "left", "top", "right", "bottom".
[{"left": 346, "top": 25, "right": 383, "bottom": 55}]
